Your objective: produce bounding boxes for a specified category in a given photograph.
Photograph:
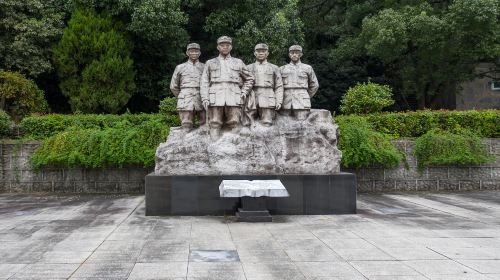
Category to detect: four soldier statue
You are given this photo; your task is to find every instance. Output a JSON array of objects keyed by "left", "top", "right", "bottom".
[{"left": 170, "top": 36, "right": 319, "bottom": 138}]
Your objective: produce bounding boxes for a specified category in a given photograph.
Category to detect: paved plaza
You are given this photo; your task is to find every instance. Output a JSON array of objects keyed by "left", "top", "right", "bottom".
[{"left": 1, "top": 192, "right": 500, "bottom": 279}]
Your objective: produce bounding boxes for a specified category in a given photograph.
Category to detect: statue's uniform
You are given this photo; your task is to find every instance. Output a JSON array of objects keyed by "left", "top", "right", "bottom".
[
  {"left": 247, "top": 61, "right": 283, "bottom": 125},
  {"left": 200, "top": 55, "right": 254, "bottom": 129},
  {"left": 280, "top": 62, "right": 319, "bottom": 119},
  {"left": 170, "top": 60, "right": 205, "bottom": 127}
]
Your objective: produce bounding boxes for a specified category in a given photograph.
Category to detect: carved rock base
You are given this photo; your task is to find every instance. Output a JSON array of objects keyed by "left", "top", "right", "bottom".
[{"left": 155, "top": 109, "right": 342, "bottom": 175}]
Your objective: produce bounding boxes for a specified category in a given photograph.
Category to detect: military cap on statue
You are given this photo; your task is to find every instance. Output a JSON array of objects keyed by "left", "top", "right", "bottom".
[
  {"left": 217, "top": 36, "right": 232, "bottom": 44},
  {"left": 186, "top": 43, "right": 200, "bottom": 51},
  {"left": 288, "top": 45, "right": 303, "bottom": 52},
  {"left": 254, "top": 43, "right": 269, "bottom": 50}
]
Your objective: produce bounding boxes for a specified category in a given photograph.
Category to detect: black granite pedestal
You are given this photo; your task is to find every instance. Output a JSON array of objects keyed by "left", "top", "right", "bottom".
[
  {"left": 145, "top": 173, "right": 356, "bottom": 216},
  {"left": 236, "top": 197, "right": 273, "bottom": 222}
]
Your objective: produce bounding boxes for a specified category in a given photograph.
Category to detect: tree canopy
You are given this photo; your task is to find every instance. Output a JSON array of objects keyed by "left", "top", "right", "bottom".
[{"left": 0, "top": 0, "right": 498, "bottom": 113}]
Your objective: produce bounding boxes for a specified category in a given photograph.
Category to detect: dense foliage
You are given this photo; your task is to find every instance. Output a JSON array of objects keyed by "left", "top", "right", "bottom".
[
  {"left": 336, "top": 115, "right": 403, "bottom": 168},
  {"left": 0, "top": 109, "right": 12, "bottom": 136},
  {"left": 53, "top": 7, "right": 135, "bottom": 113},
  {"left": 0, "top": 0, "right": 66, "bottom": 78},
  {"left": 340, "top": 81, "right": 394, "bottom": 114},
  {"left": 414, "top": 128, "right": 495, "bottom": 169},
  {"left": 158, "top": 97, "right": 178, "bottom": 116},
  {"left": 0, "top": 71, "right": 49, "bottom": 119},
  {"left": 31, "top": 119, "right": 169, "bottom": 168},
  {"left": 362, "top": 110, "right": 500, "bottom": 138},
  {"left": 327, "top": 0, "right": 500, "bottom": 109},
  {"left": 20, "top": 113, "right": 180, "bottom": 139},
  {"left": 1, "top": 0, "right": 498, "bottom": 113}
]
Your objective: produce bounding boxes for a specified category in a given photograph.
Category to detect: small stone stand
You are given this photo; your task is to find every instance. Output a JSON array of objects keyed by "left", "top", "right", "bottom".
[{"left": 219, "top": 180, "right": 289, "bottom": 222}]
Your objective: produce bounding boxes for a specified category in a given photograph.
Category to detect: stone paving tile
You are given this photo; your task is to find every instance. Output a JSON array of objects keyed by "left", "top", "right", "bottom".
[
  {"left": 86, "top": 250, "right": 141, "bottom": 263},
  {"left": 70, "top": 262, "right": 135, "bottom": 279},
  {"left": 368, "top": 276, "right": 428, "bottom": 280},
  {"left": 186, "top": 262, "right": 245, "bottom": 279},
  {"left": 284, "top": 248, "right": 343, "bottom": 262},
  {"left": 430, "top": 247, "right": 500, "bottom": 260},
  {"left": 189, "top": 239, "right": 236, "bottom": 250},
  {"left": 321, "top": 238, "right": 378, "bottom": 250},
  {"left": 295, "top": 261, "right": 366, "bottom": 278},
  {"left": 242, "top": 262, "right": 306, "bottom": 280},
  {"left": 97, "top": 240, "right": 147, "bottom": 251},
  {"left": 333, "top": 248, "right": 395, "bottom": 261},
  {"left": 349, "top": 260, "right": 420, "bottom": 277},
  {"left": 38, "top": 250, "right": 93, "bottom": 264},
  {"left": 0, "top": 264, "right": 27, "bottom": 279},
  {"left": 234, "top": 239, "right": 284, "bottom": 251},
  {"left": 427, "top": 274, "right": 492, "bottom": 280},
  {"left": 402, "top": 260, "right": 479, "bottom": 276},
  {"left": 456, "top": 260, "right": 500, "bottom": 274},
  {"left": 277, "top": 238, "right": 329, "bottom": 250},
  {"left": 237, "top": 249, "right": 291, "bottom": 262},
  {"left": 127, "top": 262, "right": 187, "bottom": 279},
  {"left": 3, "top": 192, "right": 500, "bottom": 279},
  {"left": 10, "top": 263, "right": 80, "bottom": 279},
  {"left": 382, "top": 247, "right": 447, "bottom": 260}
]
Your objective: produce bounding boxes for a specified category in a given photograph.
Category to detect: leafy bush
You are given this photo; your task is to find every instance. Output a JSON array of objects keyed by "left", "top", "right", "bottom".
[
  {"left": 0, "top": 109, "right": 12, "bottom": 136},
  {"left": 159, "top": 97, "right": 178, "bottom": 116},
  {"left": 20, "top": 113, "right": 180, "bottom": 139},
  {"left": 0, "top": 70, "right": 49, "bottom": 119},
  {"left": 53, "top": 7, "right": 135, "bottom": 113},
  {"left": 337, "top": 115, "right": 403, "bottom": 168},
  {"left": 363, "top": 110, "right": 500, "bottom": 138},
  {"left": 340, "top": 81, "right": 394, "bottom": 114},
  {"left": 31, "top": 118, "right": 169, "bottom": 169},
  {"left": 414, "top": 128, "right": 494, "bottom": 169}
]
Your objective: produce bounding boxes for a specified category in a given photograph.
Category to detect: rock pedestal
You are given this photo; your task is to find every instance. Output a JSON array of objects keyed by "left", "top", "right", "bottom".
[{"left": 155, "top": 109, "right": 342, "bottom": 175}]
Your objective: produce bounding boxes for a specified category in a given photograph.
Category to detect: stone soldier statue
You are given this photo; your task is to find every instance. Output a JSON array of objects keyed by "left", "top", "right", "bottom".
[
  {"left": 200, "top": 36, "right": 254, "bottom": 138},
  {"left": 280, "top": 45, "right": 319, "bottom": 120},
  {"left": 170, "top": 43, "right": 205, "bottom": 129},
  {"left": 247, "top": 43, "right": 283, "bottom": 126}
]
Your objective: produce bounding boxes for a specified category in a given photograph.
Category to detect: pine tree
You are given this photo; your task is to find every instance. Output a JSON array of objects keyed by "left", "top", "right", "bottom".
[{"left": 53, "top": 7, "right": 135, "bottom": 113}]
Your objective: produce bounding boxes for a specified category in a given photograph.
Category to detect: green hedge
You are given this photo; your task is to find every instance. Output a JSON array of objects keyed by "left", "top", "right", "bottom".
[
  {"left": 20, "top": 113, "right": 180, "bottom": 139},
  {"left": 0, "top": 109, "right": 12, "bottom": 136},
  {"left": 336, "top": 116, "right": 404, "bottom": 168},
  {"left": 350, "top": 110, "right": 500, "bottom": 138},
  {"left": 414, "top": 128, "right": 495, "bottom": 169},
  {"left": 32, "top": 118, "right": 169, "bottom": 168}
]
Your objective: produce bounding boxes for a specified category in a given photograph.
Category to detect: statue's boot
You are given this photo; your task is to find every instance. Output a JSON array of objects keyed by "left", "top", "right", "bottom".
[{"left": 209, "top": 128, "right": 221, "bottom": 140}]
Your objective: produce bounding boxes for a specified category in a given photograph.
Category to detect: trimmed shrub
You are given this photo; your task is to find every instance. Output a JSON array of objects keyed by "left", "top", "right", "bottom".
[
  {"left": 20, "top": 113, "right": 180, "bottom": 139},
  {"left": 159, "top": 97, "right": 177, "bottom": 116},
  {"left": 31, "top": 118, "right": 169, "bottom": 169},
  {"left": 337, "top": 115, "right": 403, "bottom": 168},
  {"left": 352, "top": 110, "right": 499, "bottom": 138},
  {"left": 340, "top": 81, "right": 394, "bottom": 114},
  {"left": 413, "top": 128, "right": 495, "bottom": 170},
  {"left": 0, "top": 70, "right": 49, "bottom": 119},
  {"left": 0, "top": 109, "right": 12, "bottom": 136}
]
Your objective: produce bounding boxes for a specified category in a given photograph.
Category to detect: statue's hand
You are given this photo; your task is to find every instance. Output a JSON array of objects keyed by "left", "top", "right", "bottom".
[
  {"left": 275, "top": 103, "right": 281, "bottom": 110},
  {"left": 202, "top": 100, "right": 209, "bottom": 110}
]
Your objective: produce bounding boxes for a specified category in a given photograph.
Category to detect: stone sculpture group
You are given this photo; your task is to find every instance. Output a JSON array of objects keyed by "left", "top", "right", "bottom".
[
  {"left": 157, "top": 35, "right": 341, "bottom": 176},
  {"left": 170, "top": 36, "right": 319, "bottom": 139}
]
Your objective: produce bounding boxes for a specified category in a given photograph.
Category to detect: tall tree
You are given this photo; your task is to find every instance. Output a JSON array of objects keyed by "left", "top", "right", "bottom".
[
  {"left": 53, "top": 7, "right": 135, "bottom": 113},
  {"left": 0, "top": 0, "right": 67, "bottom": 78},
  {"left": 197, "top": 0, "right": 305, "bottom": 65},
  {"left": 64, "top": 0, "right": 189, "bottom": 112},
  {"left": 350, "top": 0, "right": 500, "bottom": 108}
]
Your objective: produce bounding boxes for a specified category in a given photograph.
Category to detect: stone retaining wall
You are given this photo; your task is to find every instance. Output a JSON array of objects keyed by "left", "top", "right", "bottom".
[
  {"left": 344, "top": 139, "right": 500, "bottom": 191},
  {"left": 1, "top": 140, "right": 499, "bottom": 193},
  {"left": 0, "top": 141, "right": 150, "bottom": 193}
]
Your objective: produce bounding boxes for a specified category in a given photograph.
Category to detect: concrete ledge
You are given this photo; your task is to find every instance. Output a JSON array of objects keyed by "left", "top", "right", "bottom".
[{"left": 145, "top": 173, "right": 357, "bottom": 216}]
